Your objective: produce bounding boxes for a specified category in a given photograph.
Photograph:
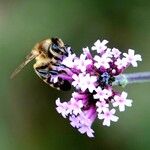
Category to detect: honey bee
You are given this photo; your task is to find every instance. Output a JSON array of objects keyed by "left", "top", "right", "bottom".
[{"left": 11, "top": 37, "right": 72, "bottom": 91}]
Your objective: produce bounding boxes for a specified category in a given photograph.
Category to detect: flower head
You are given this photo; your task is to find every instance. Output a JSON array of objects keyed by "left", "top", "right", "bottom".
[{"left": 55, "top": 39, "right": 142, "bottom": 137}]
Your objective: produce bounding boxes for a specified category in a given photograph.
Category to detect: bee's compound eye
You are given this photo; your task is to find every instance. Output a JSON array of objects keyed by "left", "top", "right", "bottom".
[
  {"left": 51, "top": 43, "right": 59, "bottom": 51},
  {"left": 51, "top": 43, "right": 64, "bottom": 55}
]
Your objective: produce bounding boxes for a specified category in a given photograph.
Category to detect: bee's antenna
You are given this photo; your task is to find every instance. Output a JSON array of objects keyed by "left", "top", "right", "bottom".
[{"left": 10, "top": 52, "right": 37, "bottom": 79}]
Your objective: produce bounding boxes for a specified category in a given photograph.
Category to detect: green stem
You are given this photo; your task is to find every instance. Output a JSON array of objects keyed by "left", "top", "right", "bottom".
[{"left": 113, "top": 72, "right": 150, "bottom": 87}]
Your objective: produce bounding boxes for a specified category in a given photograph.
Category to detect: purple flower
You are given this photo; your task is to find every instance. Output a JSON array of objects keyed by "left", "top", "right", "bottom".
[
  {"left": 98, "top": 108, "right": 119, "bottom": 126},
  {"left": 96, "top": 100, "right": 109, "bottom": 114},
  {"left": 93, "top": 87, "right": 112, "bottom": 101},
  {"left": 114, "top": 58, "right": 128, "bottom": 69},
  {"left": 56, "top": 98, "right": 69, "bottom": 118},
  {"left": 55, "top": 39, "right": 142, "bottom": 137},
  {"left": 74, "top": 54, "right": 92, "bottom": 72},
  {"left": 67, "top": 98, "right": 83, "bottom": 115},
  {"left": 111, "top": 48, "right": 121, "bottom": 58},
  {"left": 62, "top": 53, "right": 77, "bottom": 68},
  {"left": 91, "top": 39, "right": 108, "bottom": 53},
  {"left": 123, "top": 49, "right": 142, "bottom": 67},
  {"left": 94, "top": 55, "right": 111, "bottom": 69},
  {"left": 113, "top": 91, "right": 133, "bottom": 112}
]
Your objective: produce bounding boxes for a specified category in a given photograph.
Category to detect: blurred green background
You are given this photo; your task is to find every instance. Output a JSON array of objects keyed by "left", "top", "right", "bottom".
[{"left": 0, "top": 0, "right": 150, "bottom": 150}]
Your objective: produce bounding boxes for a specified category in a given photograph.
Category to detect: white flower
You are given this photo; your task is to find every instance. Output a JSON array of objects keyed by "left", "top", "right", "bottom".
[
  {"left": 69, "top": 115, "right": 80, "bottom": 128},
  {"left": 115, "top": 58, "right": 128, "bottom": 69},
  {"left": 96, "top": 100, "right": 109, "bottom": 114},
  {"left": 55, "top": 98, "right": 69, "bottom": 118},
  {"left": 94, "top": 55, "right": 111, "bottom": 69},
  {"left": 72, "top": 92, "right": 87, "bottom": 100},
  {"left": 80, "top": 74, "right": 97, "bottom": 93},
  {"left": 78, "top": 124, "right": 94, "bottom": 138},
  {"left": 98, "top": 108, "right": 119, "bottom": 126},
  {"left": 123, "top": 49, "right": 142, "bottom": 67},
  {"left": 83, "top": 47, "right": 93, "bottom": 59},
  {"left": 72, "top": 73, "right": 97, "bottom": 93},
  {"left": 94, "top": 87, "right": 112, "bottom": 101},
  {"left": 74, "top": 54, "right": 92, "bottom": 72},
  {"left": 72, "top": 73, "right": 85, "bottom": 88},
  {"left": 69, "top": 113, "right": 95, "bottom": 137},
  {"left": 113, "top": 92, "right": 133, "bottom": 112},
  {"left": 77, "top": 111, "right": 95, "bottom": 138},
  {"left": 62, "top": 53, "right": 76, "bottom": 68},
  {"left": 67, "top": 98, "right": 83, "bottom": 115},
  {"left": 91, "top": 39, "right": 108, "bottom": 53},
  {"left": 112, "top": 48, "right": 121, "bottom": 58},
  {"left": 102, "top": 48, "right": 113, "bottom": 58}
]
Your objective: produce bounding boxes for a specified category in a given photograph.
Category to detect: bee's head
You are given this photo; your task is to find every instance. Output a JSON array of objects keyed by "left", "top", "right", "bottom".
[
  {"left": 50, "top": 37, "right": 73, "bottom": 56},
  {"left": 34, "top": 37, "right": 66, "bottom": 55},
  {"left": 50, "top": 37, "right": 67, "bottom": 55},
  {"left": 51, "top": 37, "right": 64, "bottom": 48}
]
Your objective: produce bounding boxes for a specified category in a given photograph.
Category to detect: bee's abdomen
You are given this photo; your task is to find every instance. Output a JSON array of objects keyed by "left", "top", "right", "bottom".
[{"left": 34, "top": 65, "right": 71, "bottom": 91}]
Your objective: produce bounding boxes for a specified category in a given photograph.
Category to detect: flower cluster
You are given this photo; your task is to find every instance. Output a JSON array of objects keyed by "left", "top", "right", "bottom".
[{"left": 55, "top": 39, "right": 142, "bottom": 137}]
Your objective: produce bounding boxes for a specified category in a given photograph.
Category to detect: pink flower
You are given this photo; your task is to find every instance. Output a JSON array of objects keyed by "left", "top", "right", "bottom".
[
  {"left": 115, "top": 58, "right": 128, "bottom": 69},
  {"left": 73, "top": 73, "right": 97, "bottom": 93},
  {"left": 91, "top": 39, "right": 108, "bottom": 53},
  {"left": 78, "top": 124, "right": 95, "bottom": 138},
  {"left": 83, "top": 47, "right": 93, "bottom": 59},
  {"left": 62, "top": 53, "right": 77, "bottom": 68},
  {"left": 67, "top": 98, "right": 83, "bottom": 115},
  {"left": 69, "top": 107, "right": 96, "bottom": 138},
  {"left": 123, "top": 49, "right": 142, "bottom": 67},
  {"left": 72, "top": 92, "right": 87, "bottom": 100},
  {"left": 96, "top": 100, "right": 109, "bottom": 114},
  {"left": 102, "top": 48, "right": 113, "bottom": 58},
  {"left": 93, "top": 87, "right": 112, "bottom": 101},
  {"left": 113, "top": 92, "right": 133, "bottom": 112},
  {"left": 77, "top": 109, "right": 96, "bottom": 138},
  {"left": 56, "top": 98, "right": 69, "bottom": 118},
  {"left": 74, "top": 54, "right": 92, "bottom": 72},
  {"left": 69, "top": 115, "right": 80, "bottom": 128},
  {"left": 112, "top": 48, "right": 121, "bottom": 58},
  {"left": 72, "top": 73, "right": 85, "bottom": 88},
  {"left": 80, "top": 74, "right": 97, "bottom": 93},
  {"left": 98, "top": 108, "right": 119, "bottom": 126},
  {"left": 94, "top": 55, "right": 111, "bottom": 69}
]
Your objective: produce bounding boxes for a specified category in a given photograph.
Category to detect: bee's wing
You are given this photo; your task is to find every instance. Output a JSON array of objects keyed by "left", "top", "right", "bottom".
[{"left": 10, "top": 52, "right": 36, "bottom": 79}]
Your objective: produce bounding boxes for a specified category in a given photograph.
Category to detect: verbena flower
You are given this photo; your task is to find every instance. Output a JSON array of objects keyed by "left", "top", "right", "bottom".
[{"left": 55, "top": 39, "right": 142, "bottom": 137}]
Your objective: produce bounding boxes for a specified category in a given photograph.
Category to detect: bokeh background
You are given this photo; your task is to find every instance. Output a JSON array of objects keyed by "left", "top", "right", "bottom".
[{"left": 1, "top": 0, "right": 150, "bottom": 150}]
